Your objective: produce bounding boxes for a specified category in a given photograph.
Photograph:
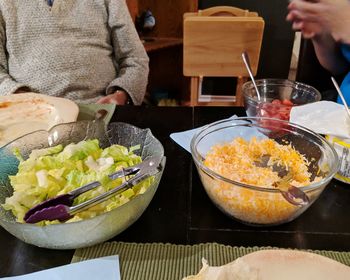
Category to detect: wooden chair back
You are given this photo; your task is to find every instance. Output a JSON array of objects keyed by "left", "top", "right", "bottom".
[{"left": 183, "top": 6, "right": 264, "bottom": 106}]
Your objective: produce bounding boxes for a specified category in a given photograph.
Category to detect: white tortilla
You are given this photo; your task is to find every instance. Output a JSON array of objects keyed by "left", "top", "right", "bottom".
[
  {"left": 0, "top": 93, "right": 79, "bottom": 147},
  {"left": 183, "top": 250, "right": 350, "bottom": 280}
]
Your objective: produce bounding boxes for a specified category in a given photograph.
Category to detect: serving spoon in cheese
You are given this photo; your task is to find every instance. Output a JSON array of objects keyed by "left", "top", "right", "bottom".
[{"left": 254, "top": 154, "right": 310, "bottom": 206}]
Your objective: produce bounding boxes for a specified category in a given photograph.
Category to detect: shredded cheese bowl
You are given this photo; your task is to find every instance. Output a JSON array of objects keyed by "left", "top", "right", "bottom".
[{"left": 190, "top": 117, "right": 339, "bottom": 226}]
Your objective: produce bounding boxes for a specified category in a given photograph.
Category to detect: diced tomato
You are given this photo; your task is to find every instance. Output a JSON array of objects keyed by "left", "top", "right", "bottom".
[
  {"left": 279, "top": 112, "right": 290, "bottom": 120},
  {"left": 281, "top": 99, "right": 294, "bottom": 106},
  {"left": 257, "top": 99, "right": 295, "bottom": 122},
  {"left": 272, "top": 99, "right": 282, "bottom": 105}
]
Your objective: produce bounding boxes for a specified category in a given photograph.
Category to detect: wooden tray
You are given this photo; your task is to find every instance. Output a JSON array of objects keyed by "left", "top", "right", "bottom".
[{"left": 184, "top": 15, "right": 264, "bottom": 77}]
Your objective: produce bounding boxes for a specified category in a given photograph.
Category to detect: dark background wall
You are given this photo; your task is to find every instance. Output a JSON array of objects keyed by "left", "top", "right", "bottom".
[{"left": 199, "top": 0, "right": 295, "bottom": 79}]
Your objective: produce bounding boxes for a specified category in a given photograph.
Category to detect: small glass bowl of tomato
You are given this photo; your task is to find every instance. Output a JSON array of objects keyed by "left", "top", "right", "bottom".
[{"left": 243, "top": 79, "right": 321, "bottom": 121}]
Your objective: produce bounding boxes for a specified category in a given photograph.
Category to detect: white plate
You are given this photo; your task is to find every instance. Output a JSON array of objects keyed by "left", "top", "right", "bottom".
[
  {"left": 0, "top": 93, "right": 79, "bottom": 147},
  {"left": 184, "top": 249, "right": 350, "bottom": 280},
  {"left": 240, "top": 249, "right": 350, "bottom": 280}
]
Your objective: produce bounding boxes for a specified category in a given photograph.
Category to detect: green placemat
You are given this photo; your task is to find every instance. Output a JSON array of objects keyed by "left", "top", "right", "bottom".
[
  {"left": 72, "top": 242, "right": 350, "bottom": 280},
  {"left": 77, "top": 104, "right": 116, "bottom": 125}
]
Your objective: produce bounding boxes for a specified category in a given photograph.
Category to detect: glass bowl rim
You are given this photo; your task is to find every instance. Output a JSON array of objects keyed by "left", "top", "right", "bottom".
[
  {"left": 190, "top": 116, "right": 339, "bottom": 193},
  {"left": 242, "top": 78, "right": 322, "bottom": 104}
]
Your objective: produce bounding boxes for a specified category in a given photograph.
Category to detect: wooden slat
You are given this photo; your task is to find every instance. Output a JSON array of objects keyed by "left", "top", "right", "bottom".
[
  {"left": 190, "top": 77, "right": 199, "bottom": 106},
  {"left": 197, "top": 6, "right": 257, "bottom": 17},
  {"left": 142, "top": 37, "right": 183, "bottom": 53}
]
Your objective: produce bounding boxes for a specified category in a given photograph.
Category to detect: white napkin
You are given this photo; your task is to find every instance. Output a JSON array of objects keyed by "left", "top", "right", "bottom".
[
  {"left": 290, "top": 101, "right": 350, "bottom": 138},
  {"left": 170, "top": 115, "right": 237, "bottom": 153},
  {"left": 2, "top": 256, "right": 120, "bottom": 280}
]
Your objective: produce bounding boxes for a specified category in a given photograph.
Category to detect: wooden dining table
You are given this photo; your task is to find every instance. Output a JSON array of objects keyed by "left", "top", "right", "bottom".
[{"left": 1, "top": 105, "right": 350, "bottom": 277}]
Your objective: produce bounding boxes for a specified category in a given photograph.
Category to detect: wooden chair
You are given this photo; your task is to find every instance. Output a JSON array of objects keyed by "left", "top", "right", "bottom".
[{"left": 183, "top": 6, "right": 264, "bottom": 106}]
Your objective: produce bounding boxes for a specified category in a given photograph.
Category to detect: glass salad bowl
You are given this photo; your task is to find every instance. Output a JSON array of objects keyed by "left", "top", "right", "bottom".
[
  {"left": 190, "top": 117, "right": 339, "bottom": 226},
  {"left": 0, "top": 120, "right": 165, "bottom": 249}
]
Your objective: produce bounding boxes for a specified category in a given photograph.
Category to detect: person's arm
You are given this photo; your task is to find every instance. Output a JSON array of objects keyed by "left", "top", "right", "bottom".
[
  {"left": 287, "top": 0, "right": 350, "bottom": 75},
  {"left": 104, "top": 0, "right": 149, "bottom": 105},
  {"left": 311, "top": 33, "right": 349, "bottom": 76},
  {"left": 0, "top": 10, "right": 28, "bottom": 95},
  {"left": 288, "top": 0, "right": 350, "bottom": 44}
]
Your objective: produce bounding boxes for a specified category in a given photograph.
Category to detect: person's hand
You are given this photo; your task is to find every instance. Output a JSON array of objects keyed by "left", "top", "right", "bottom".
[
  {"left": 286, "top": 0, "right": 322, "bottom": 39},
  {"left": 287, "top": 0, "right": 350, "bottom": 43},
  {"left": 97, "top": 90, "right": 130, "bottom": 105}
]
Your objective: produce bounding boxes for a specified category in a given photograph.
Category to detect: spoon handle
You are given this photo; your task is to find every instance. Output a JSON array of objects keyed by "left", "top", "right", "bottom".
[
  {"left": 242, "top": 51, "right": 261, "bottom": 100},
  {"left": 331, "top": 77, "right": 350, "bottom": 120}
]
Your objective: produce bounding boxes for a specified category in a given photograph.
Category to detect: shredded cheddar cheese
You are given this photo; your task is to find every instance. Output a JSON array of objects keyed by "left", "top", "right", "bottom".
[{"left": 202, "top": 137, "right": 319, "bottom": 225}]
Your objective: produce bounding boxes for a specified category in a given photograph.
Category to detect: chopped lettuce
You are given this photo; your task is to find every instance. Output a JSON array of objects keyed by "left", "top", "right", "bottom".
[{"left": 2, "top": 140, "right": 152, "bottom": 224}]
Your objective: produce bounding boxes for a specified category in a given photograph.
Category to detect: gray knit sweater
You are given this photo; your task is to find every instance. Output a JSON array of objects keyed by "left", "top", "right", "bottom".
[{"left": 0, "top": 0, "right": 149, "bottom": 104}]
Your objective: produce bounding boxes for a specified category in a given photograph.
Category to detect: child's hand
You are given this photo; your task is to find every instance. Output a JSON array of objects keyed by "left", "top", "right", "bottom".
[
  {"left": 287, "top": 0, "right": 350, "bottom": 43},
  {"left": 286, "top": 0, "right": 323, "bottom": 38}
]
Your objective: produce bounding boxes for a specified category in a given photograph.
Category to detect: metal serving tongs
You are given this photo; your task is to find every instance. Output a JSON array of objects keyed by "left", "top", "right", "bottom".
[{"left": 24, "top": 155, "right": 164, "bottom": 223}]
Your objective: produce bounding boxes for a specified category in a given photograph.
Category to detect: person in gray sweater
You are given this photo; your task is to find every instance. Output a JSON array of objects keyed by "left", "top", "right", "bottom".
[{"left": 0, "top": 0, "right": 149, "bottom": 105}]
